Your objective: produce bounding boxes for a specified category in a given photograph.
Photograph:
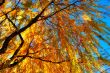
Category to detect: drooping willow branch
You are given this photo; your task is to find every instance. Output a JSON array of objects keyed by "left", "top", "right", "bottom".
[{"left": 93, "top": 30, "right": 110, "bottom": 45}]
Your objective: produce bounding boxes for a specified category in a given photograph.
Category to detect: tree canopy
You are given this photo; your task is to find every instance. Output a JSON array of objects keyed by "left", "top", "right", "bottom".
[{"left": 0, "top": 0, "right": 110, "bottom": 73}]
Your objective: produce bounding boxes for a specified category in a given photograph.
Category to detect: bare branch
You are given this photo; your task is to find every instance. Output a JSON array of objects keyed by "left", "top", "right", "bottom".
[
  {"left": 38, "top": 0, "right": 80, "bottom": 21},
  {"left": 0, "top": 0, "right": 21, "bottom": 17},
  {"left": 1, "top": 12, "right": 24, "bottom": 60},
  {"left": 0, "top": 1, "right": 53, "bottom": 54},
  {"left": 0, "top": 41, "right": 31, "bottom": 70},
  {"left": 0, "top": 18, "right": 6, "bottom": 25},
  {"left": 17, "top": 55, "right": 70, "bottom": 64}
]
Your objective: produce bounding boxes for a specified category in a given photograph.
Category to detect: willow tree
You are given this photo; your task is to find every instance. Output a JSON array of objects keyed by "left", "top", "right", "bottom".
[{"left": 0, "top": 0, "right": 110, "bottom": 73}]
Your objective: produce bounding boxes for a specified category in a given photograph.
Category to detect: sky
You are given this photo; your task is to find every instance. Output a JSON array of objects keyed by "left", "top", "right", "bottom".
[
  {"left": 97, "top": 0, "right": 110, "bottom": 53},
  {"left": 69, "top": 0, "right": 110, "bottom": 72},
  {"left": 32, "top": 0, "right": 110, "bottom": 71},
  {"left": 7, "top": 0, "right": 110, "bottom": 72},
  {"left": 93, "top": 0, "right": 110, "bottom": 72}
]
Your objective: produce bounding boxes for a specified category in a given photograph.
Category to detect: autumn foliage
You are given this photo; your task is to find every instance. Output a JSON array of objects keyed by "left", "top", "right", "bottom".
[{"left": 0, "top": 0, "right": 110, "bottom": 73}]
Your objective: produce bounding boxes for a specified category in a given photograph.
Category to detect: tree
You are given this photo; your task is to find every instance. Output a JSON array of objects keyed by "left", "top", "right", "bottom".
[{"left": 0, "top": 0, "right": 110, "bottom": 73}]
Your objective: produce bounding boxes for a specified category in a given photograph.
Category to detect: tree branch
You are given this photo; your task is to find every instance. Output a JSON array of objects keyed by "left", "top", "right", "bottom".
[
  {"left": 38, "top": 0, "right": 80, "bottom": 21},
  {"left": 17, "top": 55, "right": 70, "bottom": 64},
  {"left": 0, "top": 1, "right": 53, "bottom": 54},
  {"left": 0, "top": 0, "right": 21, "bottom": 17},
  {"left": 2, "top": 12, "right": 24, "bottom": 60},
  {"left": 0, "top": 41, "right": 30, "bottom": 70}
]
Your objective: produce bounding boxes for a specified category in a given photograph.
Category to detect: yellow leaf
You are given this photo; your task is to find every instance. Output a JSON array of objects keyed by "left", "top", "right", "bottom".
[
  {"left": 82, "top": 13, "right": 91, "bottom": 21},
  {"left": 18, "top": 10, "right": 24, "bottom": 15},
  {"left": 44, "top": 9, "right": 50, "bottom": 16},
  {"left": 17, "top": 16, "right": 22, "bottom": 19}
]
